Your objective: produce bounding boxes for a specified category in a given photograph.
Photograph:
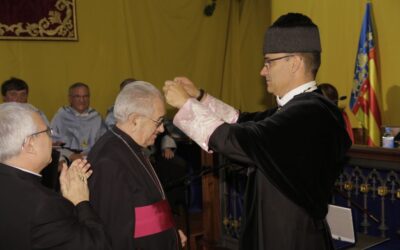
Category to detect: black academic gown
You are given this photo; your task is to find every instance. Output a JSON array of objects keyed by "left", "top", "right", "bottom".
[
  {"left": 88, "top": 126, "right": 180, "bottom": 250},
  {"left": 209, "top": 91, "right": 352, "bottom": 250},
  {"left": 0, "top": 163, "right": 111, "bottom": 250}
]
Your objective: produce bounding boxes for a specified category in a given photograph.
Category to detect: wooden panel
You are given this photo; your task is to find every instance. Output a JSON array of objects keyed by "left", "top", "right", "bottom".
[{"left": 201, "top": 151, "right": 221, "bottom": 248}]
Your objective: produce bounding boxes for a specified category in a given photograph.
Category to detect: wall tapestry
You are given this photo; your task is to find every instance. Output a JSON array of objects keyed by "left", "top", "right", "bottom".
[{"left": 0, "top": 0, "right": 77, "bottom": 41}]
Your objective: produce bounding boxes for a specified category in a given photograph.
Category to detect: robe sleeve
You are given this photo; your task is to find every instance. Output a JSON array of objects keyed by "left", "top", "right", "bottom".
[
  {"left": 208, "top": 124, "right": 255, "bottom": 165},
  {"left": 201, "top": 94, "right": 239, "bottom": 123},
  {"left": 31, "top": 198, "right": 111, "bottom": 250},
  {"left": 238, "top": 108, "right": 278, "bottom": 122},
  {"left": 173, "top": 98, "right": 224, "bottom": 151},
  {"left": 173, "top": 94, "right": 282, "bottom": 166}
]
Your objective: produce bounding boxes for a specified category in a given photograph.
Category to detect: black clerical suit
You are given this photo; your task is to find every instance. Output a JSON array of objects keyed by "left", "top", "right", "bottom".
[
  {"left": 209, "top": 91, "right": 352, "bottom": 250},
  {"left": 0, "top": 163, "right": 110, "bottom": 250},
  {"left": 88, "top": 126, "right": 180, "bottom": 250}
]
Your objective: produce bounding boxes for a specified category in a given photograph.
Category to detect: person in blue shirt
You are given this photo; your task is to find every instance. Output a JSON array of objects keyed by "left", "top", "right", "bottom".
[{"left": 51, "top": 82, "right": 107, "bottom": 162}]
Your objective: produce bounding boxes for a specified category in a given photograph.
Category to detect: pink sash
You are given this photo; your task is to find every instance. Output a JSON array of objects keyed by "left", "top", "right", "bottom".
[{"left": 134, "top": 199, "right": 175, "bottom": 238}]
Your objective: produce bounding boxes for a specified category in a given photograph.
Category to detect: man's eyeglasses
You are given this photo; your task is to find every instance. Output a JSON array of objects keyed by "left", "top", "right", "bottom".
[
  {"left": 264, "top": 55, "right": 294, "bottom": 69},
  {"left": 144, "top": 116, "right": 165, "bottom": 128},
  {"left": 29, "top": 127, "right": 53, "bottom": 137}
]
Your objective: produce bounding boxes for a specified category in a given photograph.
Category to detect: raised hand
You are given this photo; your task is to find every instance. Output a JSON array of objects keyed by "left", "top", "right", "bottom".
[
  {"left": 163, "top": 80, "right": 190, "bottom": 108},
  {"left": 173, "top": 76, "right": 200, "bottom": 98}
]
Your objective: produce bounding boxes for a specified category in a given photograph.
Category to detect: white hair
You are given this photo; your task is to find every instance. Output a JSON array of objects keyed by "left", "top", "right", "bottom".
[
  {"left": 114, "top": 81, "right": 164, "bottom": 123},
  {"left": 0, "top": 103, "right": 38, "bottom": 162}
]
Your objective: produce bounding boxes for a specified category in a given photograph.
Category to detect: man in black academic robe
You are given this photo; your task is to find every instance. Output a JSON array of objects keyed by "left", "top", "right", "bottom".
[
  {"left": 164, "top": 13, "right": 352, "bottom": 250},
  {"left": 88, "top": 81, "right": 185, "bottom": 250}
]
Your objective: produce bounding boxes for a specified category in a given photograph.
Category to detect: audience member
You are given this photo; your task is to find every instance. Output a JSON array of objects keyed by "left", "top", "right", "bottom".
[
  {"left": 164, "top": 13, "right": 352, "bottom": 250},
  {"left": 0, "top": 102, "right": 111, "bottom": 250},
  {"left": 2, "top": 77, "right": 49, "bottom": 125},
  {"left": 51, "top": 82, "right": 107, "bottom": 162},
  {"left": 88, "top": 81, "right": 186, "bottom": 249}
]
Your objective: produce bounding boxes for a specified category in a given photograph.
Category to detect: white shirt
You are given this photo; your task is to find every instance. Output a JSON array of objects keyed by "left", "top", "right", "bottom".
[
  {"left": 276, "top": 81, "right": 317, "bottom": 107},
  {"left": 9, "top": 165, "right": 42, "bottom": 177}
]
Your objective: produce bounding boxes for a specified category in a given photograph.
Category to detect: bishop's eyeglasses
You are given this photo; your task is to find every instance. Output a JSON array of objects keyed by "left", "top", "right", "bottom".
[
  {"left": 29, "top": 127, "right": 53, "bottom": 137},
  {"left": 144, "top": 116, "right": 165, "bottom": 128}
]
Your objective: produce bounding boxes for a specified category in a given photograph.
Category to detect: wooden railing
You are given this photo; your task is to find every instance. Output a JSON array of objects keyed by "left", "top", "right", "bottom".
[{"left": 347, "top": 144, "right": 400, "bottom": 170}]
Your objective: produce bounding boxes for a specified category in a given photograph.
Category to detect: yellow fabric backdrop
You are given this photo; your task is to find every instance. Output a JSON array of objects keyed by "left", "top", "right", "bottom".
[
  {"left": 0, "top": 0, "right": 399, "bottom": 127},
  {"left": 0, "top": 0, "right": 270, "bottom": 119}
]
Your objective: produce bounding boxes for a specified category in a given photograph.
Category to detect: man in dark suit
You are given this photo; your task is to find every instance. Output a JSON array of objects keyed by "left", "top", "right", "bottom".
[{"left": 0, "top": 102, "right": 111, "bottom": 250}]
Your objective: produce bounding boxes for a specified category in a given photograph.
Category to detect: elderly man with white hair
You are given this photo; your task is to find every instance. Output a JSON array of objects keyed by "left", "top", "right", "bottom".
[
  {"left": 88, "top": 81, "right": 186, "bottom": 250},
  {"left": 0, "top": 102, "right": 111, "bottom": 249}
]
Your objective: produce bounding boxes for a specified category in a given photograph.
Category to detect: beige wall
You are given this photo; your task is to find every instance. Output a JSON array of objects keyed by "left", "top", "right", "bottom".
[{"left": 0, "top": 0, "right": 399, "bottom": 128}]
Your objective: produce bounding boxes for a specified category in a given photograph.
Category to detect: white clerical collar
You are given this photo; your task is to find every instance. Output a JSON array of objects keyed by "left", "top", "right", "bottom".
[
  {"left": 9, "top": 165, "right": 42, "bottom": 177},
  {"left": 276, "top": 81, "right": 317, "bottom": 107}
]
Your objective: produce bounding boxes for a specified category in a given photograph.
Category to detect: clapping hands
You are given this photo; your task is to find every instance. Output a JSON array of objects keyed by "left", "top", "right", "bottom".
[{"left": 59, "top": 159, "right": 92, "bottom": 205}]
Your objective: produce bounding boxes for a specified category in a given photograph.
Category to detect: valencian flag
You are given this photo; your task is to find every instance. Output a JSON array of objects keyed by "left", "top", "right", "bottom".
[{"left": 349, "top": 2, "right": 382, "bottom": 147}]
